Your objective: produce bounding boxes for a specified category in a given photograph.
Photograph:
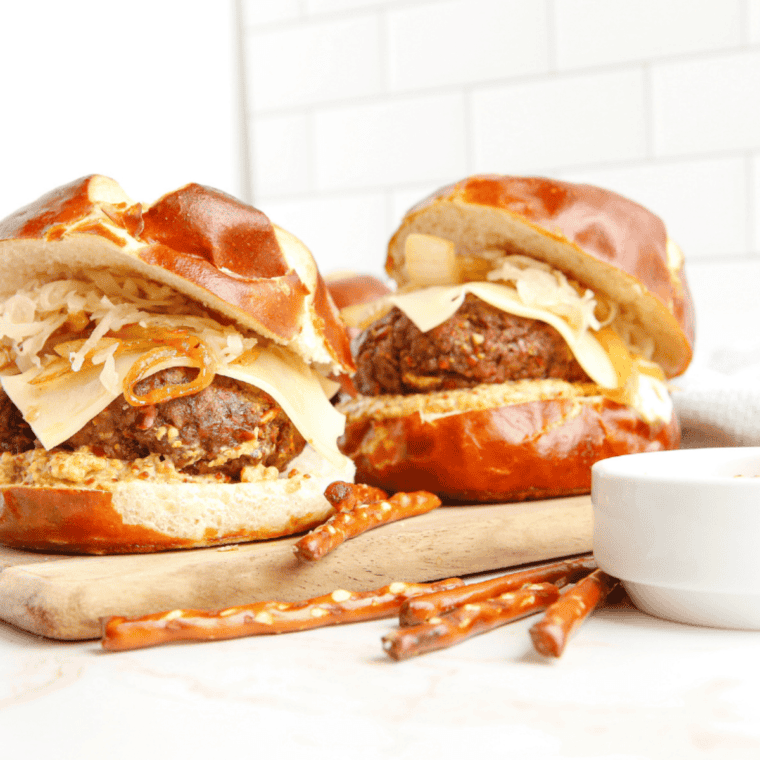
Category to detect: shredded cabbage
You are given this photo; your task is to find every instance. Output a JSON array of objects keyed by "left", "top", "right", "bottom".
[{"left": 0, "top": 273, "right": 258, "bottom": 392}]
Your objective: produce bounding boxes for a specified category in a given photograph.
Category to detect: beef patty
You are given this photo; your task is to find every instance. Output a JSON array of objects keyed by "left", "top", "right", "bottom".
[
  {"left": 0, "top": 368, "right": 305, "bottom": 478},
  {"left": 353, "top": 294, "right": 590, "bottom": 396},
  {"left": 0, "top": 388, "right": 37, "bottom": 454}
]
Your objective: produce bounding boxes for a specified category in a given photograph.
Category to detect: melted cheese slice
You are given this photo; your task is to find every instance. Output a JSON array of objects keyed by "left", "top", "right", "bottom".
[
  {"left": 387, "top": 283, "right": 673, "bottom": 424},
  {"left": 388, "top": 282, "right": 619, "bottom": 389},
  {"left": 1, "top": 346, "right": 348, "bottom": 469},
  {"left": 221, "top": 347, "right": 347, "bottom": 468}
]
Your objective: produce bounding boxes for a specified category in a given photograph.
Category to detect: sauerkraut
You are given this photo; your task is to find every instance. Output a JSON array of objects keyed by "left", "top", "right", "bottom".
[
  {"left": 0, "top": 272, "right": 258, "bottom": 396},
  {"left": 486, "top": 254, "right": 602, "bottom": 334}
]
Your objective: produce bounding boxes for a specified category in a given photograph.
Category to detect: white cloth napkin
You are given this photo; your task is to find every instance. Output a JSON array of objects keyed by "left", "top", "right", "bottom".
[{"left": 672, "top": 342, "right": 760, "bottom": 448}]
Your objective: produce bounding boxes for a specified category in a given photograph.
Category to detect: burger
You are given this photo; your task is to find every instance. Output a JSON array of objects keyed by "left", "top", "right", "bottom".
[
  {"left": 337, "top": 175, "right": 695, "bottom": 503},
  {"left": 0, "top": 175, "right": 356, "bottom": 553}
]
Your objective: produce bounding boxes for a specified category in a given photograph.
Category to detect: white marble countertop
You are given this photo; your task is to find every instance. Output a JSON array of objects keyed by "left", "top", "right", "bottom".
[{"left": 2, "top": 588, "right": 760, "bottom": 760}]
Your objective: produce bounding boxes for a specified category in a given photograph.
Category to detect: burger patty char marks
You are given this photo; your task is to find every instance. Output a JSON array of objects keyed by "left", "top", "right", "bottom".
[
  {"left": 353, "top": 294, "right": 591, "bottom": 396},
  {"left": 1, "top": 369, "right": 306, "bottom": 478}
]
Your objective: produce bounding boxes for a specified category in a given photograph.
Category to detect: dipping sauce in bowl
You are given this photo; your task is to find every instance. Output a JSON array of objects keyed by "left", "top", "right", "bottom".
[{"left": 592, "top": 447, "right": 760, "bottom": 629}]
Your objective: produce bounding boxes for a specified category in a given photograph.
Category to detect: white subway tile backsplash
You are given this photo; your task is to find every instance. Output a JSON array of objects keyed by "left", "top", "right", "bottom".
[
  {"left": 241, "top": 0, "right": 760, "bottom": 270},
  {"left": 387, "top": 0, "right": 549, "bottom": 92},
  {"left": 749, "top": 0, "right": 760, "bottom": 44},
  {"left": 471, "top": 69, "right": 647, "bottom": 175},
  {"left": 652, "top": 51, "right": 760, "bottom": 157},
  {"left": 681, "top": 259, "right": 760, "bottom": 371},
  {"left": 245, "top": 15, "right": 383, "bottom": 112},
  {"left": 258, "top": 192, "right": 389, "bottom": 275},
  {"left": 555, "top": 0, "right": 742, "bottom": 70},
  {"left": 307, "top": 0, "right": 405, "bottom": 13},
  {"left": 752, "top": 152, "right": 760, "bottom": 252},
  {"left": 250, "top": 114, "right": 311, "bottom": 198},
  {"left": 241, "top": 0, "right": 301, "bottom": 27},
  {"left": 559, "top": 157, "right": 749, "bottom": 260},
  {"left": 313, "top": 93, "right": 468, "bottom": 190},
  {"left": 389, "top": 180, "right": 453, "bottom": 228}
]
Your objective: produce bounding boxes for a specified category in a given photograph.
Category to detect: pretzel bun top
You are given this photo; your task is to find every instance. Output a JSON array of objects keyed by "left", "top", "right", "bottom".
[
  {"left": 386, "top": 175, "right": 694, "bottom": 378},
  {"left": 0, "top": 175, "right": 353, "bottom": 375}
]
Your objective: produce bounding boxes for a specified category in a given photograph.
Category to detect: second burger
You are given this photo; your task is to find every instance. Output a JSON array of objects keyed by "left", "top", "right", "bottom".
[{"left": 337, "top": 174, "right": 695, "bottom": 503}]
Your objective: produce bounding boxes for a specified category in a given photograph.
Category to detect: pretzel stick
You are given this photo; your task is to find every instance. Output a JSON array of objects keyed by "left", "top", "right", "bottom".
[
  {"left": 294, "top": 490, "right": 442, "bottom": 562},
  {"left": 102, "top": 577, "right": 465, "bottom": 652},
  {"left": 382, "top": 583, "right": 560, "bottom": 661},
  {"left": 529, "top": 569, "right": 620, "bottom": 658},
  {"left": 323, "top": 480, "right": 388, "bottom": 510},
  {"left": 399, "top": 554, "right": 596, "bottom": 626}
]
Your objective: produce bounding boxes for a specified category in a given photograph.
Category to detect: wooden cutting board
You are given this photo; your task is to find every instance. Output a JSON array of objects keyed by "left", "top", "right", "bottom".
[{"left": 0, "top": 495, "right": 593, "bottom": 641}]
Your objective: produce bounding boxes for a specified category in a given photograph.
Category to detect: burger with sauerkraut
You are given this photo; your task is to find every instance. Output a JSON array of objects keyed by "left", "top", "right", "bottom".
[
  {"left": 337, "top": 175, "right": 695, "bottom": 503},
  {"left": 0, "top": 175, "right": 355, "bottom": 553}
]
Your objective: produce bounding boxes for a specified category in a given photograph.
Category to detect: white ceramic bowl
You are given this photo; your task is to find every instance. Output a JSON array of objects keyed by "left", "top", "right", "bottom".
[{"left": 592, "top": 447, "right": 760, "bottom": 629}]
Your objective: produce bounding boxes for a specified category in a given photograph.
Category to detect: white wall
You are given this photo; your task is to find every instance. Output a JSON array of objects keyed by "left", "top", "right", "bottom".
[
  {"left": 240, "top": 0, "right": 760, "bottom": 375},
  {"left": 0, "top": 1, "right": 242, "bottom": 216}
]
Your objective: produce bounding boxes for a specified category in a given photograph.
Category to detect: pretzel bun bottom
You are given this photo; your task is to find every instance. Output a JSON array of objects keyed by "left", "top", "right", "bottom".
[
  {"left": 0, "top": 448, "right": 353, "bottom": 554},
  {"left": 337, "top": 383, "right": 680, "bottom": 503}
]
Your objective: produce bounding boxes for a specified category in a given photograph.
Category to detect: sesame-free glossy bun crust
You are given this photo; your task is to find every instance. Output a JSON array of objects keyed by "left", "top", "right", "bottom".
[
  {"left": 338, "top": 385, "right": 680, "bottom": 503},
  {"left": 0, "top": 446, "right": 354, "bottom": 555},
  {"left": 387, "top": 175, "right": 694, "bottom": 378},
  {"left": 0, "top": 175, "right": 353, "bottom": 375},
  {"left": 0, "top": 486, "right": 201, "bottom": 554},
  {"left": 0, "top": 484, "right": 332, "bottom": 555},
  {"left": 325, "top": 273, "right": 392, "bottom": 311}
]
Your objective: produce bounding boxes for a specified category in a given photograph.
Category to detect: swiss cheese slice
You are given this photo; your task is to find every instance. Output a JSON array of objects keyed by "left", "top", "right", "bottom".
[
  {"left": 388, "top": 283, "right": 619, "bottom": 389},
  {"left": 1, "top": 347, "right": 348, "bottom": 469},
  {"left": 220, "top": 346, "right": 347, "bottom": 468}
]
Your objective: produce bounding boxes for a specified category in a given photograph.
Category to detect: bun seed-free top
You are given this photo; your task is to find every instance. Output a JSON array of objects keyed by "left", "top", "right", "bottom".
[{"left": 0, "top": 175, "right": 353, "bottom": 376}]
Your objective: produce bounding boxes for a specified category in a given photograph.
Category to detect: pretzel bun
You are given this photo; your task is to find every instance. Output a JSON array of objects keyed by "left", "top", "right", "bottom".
[
  {"left": 325, "top": 272, "right": 393, "bottom": 350},
  {"left": 338, "top": 175, "right": 694, "bottom": 502},
  {"left": 338, "top": 381, "right": 679, "bottom": 503},
  {"left": 325, "top": 272, "right": 392, "bottom": 311},
  {"left": 0, "top": 447, "right": 352, "bottom": 554},
  {"left": 0, "top": 175, "right": 353, "bottom": 374},
  {"left": 0, "top": 176, "right": 355, "bottom": 553}
]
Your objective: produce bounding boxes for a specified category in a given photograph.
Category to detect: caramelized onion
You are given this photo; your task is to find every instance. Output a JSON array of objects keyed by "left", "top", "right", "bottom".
[
  {"left": 0, "top": 345, "right": 17, "bottom": 373},
  {"left": 28, "top": 357, "right": 73, "bottom": 386},
  {"left": 26, "top": 326, "right": 217, "bottom": 404},
  {"left": 122, "top": 331, "right": 215, "bottom": 406},
  {"left": 404, "top": 233, "right": 460, "bottom": 287}
]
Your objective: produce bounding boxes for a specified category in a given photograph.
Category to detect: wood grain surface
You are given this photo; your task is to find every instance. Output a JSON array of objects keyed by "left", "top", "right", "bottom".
[{"left": 0, "top": 495, "right": 592, "bottom": 641}]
